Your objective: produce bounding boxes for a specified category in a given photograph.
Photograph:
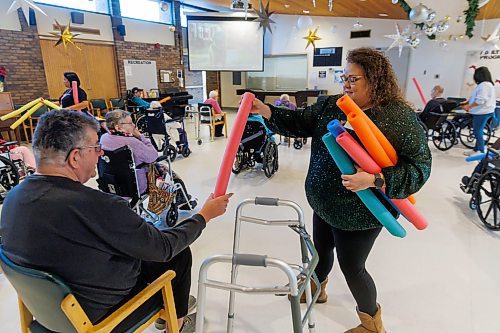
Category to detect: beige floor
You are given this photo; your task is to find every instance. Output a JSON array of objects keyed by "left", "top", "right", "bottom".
[{"left": 1, "top": 112, "right": 500, "bottom": 333}]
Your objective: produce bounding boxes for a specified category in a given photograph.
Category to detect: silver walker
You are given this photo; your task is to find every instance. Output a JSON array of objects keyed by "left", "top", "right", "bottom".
[{"left": 196, "top": 197, "right": 320, "bottom": 333}]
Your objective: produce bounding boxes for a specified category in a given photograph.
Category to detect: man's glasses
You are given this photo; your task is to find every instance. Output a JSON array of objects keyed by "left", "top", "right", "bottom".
[
  {"left": 65, "top": 144, "right": 102, "bottom": 161},
  {"left": 340, "top": 75, "right": 365, "bottom": 84},
  {"left": 119, "top": 122, "right": 135, "bottom": 126}
]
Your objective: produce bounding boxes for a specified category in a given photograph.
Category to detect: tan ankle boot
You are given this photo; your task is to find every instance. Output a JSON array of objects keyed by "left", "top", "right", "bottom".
[
  {"left": 299, "top": 277, "right": 328, "bottom": 303},
  {"left": 345, "top": 304, "right": 386, "bottom": 333}
]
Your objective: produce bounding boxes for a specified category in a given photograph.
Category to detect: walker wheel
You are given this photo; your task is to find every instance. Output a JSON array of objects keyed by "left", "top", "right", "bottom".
[{"left": 197, "top": 139, "right": 202, "bottom": 145}]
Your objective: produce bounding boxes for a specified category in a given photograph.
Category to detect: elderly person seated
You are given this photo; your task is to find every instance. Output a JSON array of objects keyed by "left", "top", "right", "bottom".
[
  {"left": 203, "top": 90, "right": 225, "bottom": 137},
  {"left": 100, "top": 109, "right": 196, "bottom": 209},
  {"left": 274, "top": 94, "right": 297, "bottom": 111},
  {"left": 0, "top": 109, "right": 233, "bottom": 332}
]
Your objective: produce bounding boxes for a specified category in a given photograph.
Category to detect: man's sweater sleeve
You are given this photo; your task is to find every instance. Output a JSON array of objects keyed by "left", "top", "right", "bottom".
[{"left": 92, "top": 194, "right": 206, "bottom": 262}]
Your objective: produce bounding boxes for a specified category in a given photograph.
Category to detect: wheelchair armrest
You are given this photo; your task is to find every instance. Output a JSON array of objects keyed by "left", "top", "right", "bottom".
[
  {"left": 0, "top": 141, "right": 18, "bottom": 148},
  {"left": 156, "top": 155, "right": 171, "bottom": 163},
  {"left": 487, "top": 147, "right": 499, "bottom": 157},
  {"left": 83, "top": 270, "right": 177, "bottom": 333}
]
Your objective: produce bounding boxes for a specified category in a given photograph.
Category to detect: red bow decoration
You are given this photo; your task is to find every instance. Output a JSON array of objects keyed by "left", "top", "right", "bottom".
[{"left": 0, "top": 66, "right": 8, "bottom": 77}]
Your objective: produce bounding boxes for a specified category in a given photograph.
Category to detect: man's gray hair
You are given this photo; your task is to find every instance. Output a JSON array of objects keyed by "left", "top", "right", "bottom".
[
  {"left": 105, "top": 109, "right": 130, "bottom": 130},
  {"left": 32, "top": 109, "right": 99, "bottom": 166}
]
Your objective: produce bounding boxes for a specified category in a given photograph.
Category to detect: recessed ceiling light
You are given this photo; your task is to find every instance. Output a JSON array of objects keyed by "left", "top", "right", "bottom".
[
  {"left": 303, "top": 10, "right": 310, "bottom": 14},
  {"left": 284, "top": 4, "right": 290, "bottom": 8},
  {"left": 378, "top": 13, "right": 389, "bottom": 17}
]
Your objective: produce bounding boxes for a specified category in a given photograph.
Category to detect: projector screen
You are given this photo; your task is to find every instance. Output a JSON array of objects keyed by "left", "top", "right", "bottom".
[{"left": 187, "top": 15, "right": 264, "bottom": 71}]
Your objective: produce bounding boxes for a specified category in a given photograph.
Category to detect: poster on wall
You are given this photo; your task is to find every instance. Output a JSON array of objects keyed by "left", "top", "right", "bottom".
[
  {"left": 123, "top": 59, "right": 159, "bottom": 93},
  {"left": 461, "top": 50, "right": 500, "bottom": 99}
]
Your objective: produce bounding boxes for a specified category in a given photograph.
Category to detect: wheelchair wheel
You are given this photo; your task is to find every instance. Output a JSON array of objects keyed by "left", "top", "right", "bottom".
[
  {"left": 459, "top": 121, "right": 491, "bottom": 149},
  {"left": 135, "top": 115, "right": 147, "bottom": 134},
  {"left": 164, "top": 203, "right": 178, "bottom": 227},
  {"left": 232, "top": 149, "right": 244, "bottom": 174},
  {"left": 469, "top": 197, "right": 477, "bottom": 210},
  {"left": 263, "top": 142, "right": 278, "bottom": 178},
  {"left": 432, "top": 120, "right": 456, "bottom": 151},
  {"left": 0, "top": 156, "right": 20, "bottom": 203},
  {"left": 303, "top": 138, "right": 307, "bottom": 145},
  {"left": 293, "top": 139, "right": 303, "bottom": 149},
  {"left": 181, "top": 146, "right": 191, "bottom": 158},
  {"left": 474, "top": 169, "right": 500, "bottom": 230},
  {"left": 163, "top": 144, "right": 177, "bottom": 161},
  {"left": 417, "top": 119, "right": 429, "bottom": 140}
]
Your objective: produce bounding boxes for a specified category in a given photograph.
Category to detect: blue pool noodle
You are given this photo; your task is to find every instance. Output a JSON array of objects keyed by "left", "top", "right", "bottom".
[{"left": 322, "top": 132, "right": 406, "bottom": 238}]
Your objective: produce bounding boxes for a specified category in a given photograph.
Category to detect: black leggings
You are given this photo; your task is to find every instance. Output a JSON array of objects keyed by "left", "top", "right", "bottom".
[{"left": 313, "top": 213, "right": 381, "bottom": 316}]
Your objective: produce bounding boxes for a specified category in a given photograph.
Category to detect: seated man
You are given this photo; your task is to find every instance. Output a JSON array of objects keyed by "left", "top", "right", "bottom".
[
  {"left": 419, "top": 85, "right": 446, "bottom": 122},
  {"left": 274, "top": 94, "right": 297, "bottom": 111},
  {"left": 203, "top": 90, "right": 225, "bottom": 137},
  {"left": 129, "top": 87, "right": 151, "bottom": 108},
  {"left": 0, "top": 109, "right": 233, "bottom": 332}
]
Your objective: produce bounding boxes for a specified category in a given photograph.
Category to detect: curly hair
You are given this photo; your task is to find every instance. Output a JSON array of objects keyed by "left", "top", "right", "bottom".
[{"left": 346, "top": 47, "right": 407, "bottom": 108}]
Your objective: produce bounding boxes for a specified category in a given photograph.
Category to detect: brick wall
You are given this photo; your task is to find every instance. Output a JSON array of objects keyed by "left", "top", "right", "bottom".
[
  {"left": 206, "top": 71, "right": 220, "bottom": 97},
  {"left": 0, "top": 10, "right": 48, "bottom": 105}
]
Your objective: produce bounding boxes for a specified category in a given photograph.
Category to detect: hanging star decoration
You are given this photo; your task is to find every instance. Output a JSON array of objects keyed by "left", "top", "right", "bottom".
[
  {"left": 49, "top": 20, "right": 81, "bottom": 50},
  {"left": 7, "top": 0, "right": 47, "bottom": 23},
  {"left": 253, "top": 0, "right": 275, "bottom": 34},
  {"left": 303, "top": 27, "right": 321, "bottom": 49},
  {"left": 481, "top": 22, "right": 500, "bottom": 50},
  {"left": 384, "top": 24, "right": 407, "bottom": 57}
]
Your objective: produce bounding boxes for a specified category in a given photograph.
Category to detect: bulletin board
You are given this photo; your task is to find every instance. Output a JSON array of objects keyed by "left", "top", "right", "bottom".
[{"left": 123, "top": 59, "right": 159, "bottom": 92}]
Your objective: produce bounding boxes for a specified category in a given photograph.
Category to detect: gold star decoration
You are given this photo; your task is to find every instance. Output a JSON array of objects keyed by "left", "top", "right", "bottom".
[
  {"left": 49, "top": 20, "right": 81, "bottom": 50},
  {"left": 253, "top": 0, "right": 275, "bottom": 35},
  {"left": 303, "top": 27, "right": 321, "bottom": 49}
]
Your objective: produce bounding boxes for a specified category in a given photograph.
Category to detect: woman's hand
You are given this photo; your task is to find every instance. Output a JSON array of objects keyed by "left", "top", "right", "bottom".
[
  {"left": 341, "top": 167, "right": 376, "bottom": 192},
  {"left": 249, "top": 98, "right": 272, "bottom": 119},
  {"left": 462, "top": 104, "right": 470, "bottom": 112},
  {"left": 132, "top": 127, "right": 142, "bottom": 139}
]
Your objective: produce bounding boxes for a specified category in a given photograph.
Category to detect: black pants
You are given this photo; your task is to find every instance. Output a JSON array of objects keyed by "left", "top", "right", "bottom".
[
  {"left": 109, "top": 247, "right": 192, "bottom": 332},
  {"left": 313, "top": 213, "right": 381, "bottom": 316},
  {"left": 215, "top": 123, "right": 224, "bottom": 136}
]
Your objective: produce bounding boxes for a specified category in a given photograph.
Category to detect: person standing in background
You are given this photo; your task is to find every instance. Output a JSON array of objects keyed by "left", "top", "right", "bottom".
[{"left": 58, "top": 72, "right": 90, "bottom": 115}]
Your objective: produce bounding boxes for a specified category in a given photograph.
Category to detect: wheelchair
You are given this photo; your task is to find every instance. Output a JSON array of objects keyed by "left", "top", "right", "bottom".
[
  {"left": 131, "top": 105, "right": 191, "bottom": 161},
  {"left": 0, "top": 141, "right": 35, "bottom": 203},
  {"left": 232, "top": 120, "right": 279, "bottom": 178},
  {"left": 97, "top": 145, "right": 193, "bottom": 227},
  {"left": 460, "top": 148, "right": 500, "bottom": 230}
]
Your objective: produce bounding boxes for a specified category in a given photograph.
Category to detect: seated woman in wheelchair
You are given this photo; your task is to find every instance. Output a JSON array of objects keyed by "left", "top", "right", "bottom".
[{"left": 100, "top": 110, "right": 196, "bottom": 210}]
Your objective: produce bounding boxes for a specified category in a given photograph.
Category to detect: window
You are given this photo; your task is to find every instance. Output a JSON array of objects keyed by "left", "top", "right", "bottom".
[
  {"left": 119, "top": 0, "right": 173, "bottom": 24},
  {"left": 34, "top": 0, "right": 109, "bottom": 14}
]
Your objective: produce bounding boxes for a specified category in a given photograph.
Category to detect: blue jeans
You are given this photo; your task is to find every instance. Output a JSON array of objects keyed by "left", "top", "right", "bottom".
[{"left": 472, "top": 113, "right": 493, "bottom": 152}]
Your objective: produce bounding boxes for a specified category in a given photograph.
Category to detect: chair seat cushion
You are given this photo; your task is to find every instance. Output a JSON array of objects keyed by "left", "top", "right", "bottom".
[{"left": 123, "top": 305, "right": 162, "bottom": 333}]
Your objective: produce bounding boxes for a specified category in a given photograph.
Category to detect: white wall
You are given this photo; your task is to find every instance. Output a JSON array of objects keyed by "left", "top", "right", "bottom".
[
  {"left": 35, "top": 4, "right": 114, "bottom": 42},
  {"left": 0, "top": 2, "right": 22, "bottom": 31},
  {"left": 123, "top": 18, "right": 175, "bottom": 45},
  {"left": 221, "top": 14, "right": 500, "bottom": 109}
]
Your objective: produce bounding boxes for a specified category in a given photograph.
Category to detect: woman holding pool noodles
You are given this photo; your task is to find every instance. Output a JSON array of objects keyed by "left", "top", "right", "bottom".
[
  {"left": 249, "top": 47, "right": 431, "bottom": 333},
  {"left": 58, "top": 72, "right": 90, "bottom": 115}
]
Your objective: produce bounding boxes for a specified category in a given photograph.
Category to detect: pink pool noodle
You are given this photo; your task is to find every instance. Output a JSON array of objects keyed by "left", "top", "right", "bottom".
[
  {"left": 72, "top": 80, "right": 80, "bottom": 112},
  {"left": 335, "top": 128, "right": 428, "bottom": 230},
  {"left": 412, "top": 77, "right": 427, "bottom": 105},
  {"left": 213, "top": 92, "right": 255, "bottom": 197}
]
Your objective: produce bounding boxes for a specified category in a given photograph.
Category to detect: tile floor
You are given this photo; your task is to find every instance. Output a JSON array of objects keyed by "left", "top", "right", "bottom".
[{"left": 1, "top": 112, "right": 499, "bottom": 333}]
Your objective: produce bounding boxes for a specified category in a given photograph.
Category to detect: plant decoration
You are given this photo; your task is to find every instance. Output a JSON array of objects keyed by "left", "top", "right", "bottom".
[
  {"left": 463, "top": 0, "right": 480, "bottom": 38},
  {"left": 0, "top": 66, "right": 8, "bottom": 93}
]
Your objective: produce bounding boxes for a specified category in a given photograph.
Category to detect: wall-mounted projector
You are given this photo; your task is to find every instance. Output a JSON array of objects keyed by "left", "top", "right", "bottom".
[{"left": 230, "top": 0, "right": 252, "bottom": 11}]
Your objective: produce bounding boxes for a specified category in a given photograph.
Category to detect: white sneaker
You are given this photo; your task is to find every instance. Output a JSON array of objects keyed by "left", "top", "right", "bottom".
[{"left": 154, "top": 295, "right": 197, "bottom": 330}]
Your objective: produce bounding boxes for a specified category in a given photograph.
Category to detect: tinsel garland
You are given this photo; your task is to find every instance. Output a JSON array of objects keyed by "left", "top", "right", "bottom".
[{"left": 396, "top": 0, "right": 480, "bottom": 39}]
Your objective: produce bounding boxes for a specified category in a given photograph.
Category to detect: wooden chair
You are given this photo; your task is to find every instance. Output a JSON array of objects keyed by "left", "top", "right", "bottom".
[
  {"left": 0, "top": 247, "right": 179, "bottom": 333},
  {"left": 22, "top": 104, "right": 48, "bottom": 144},
  {"left": 198, "top": 103, "right": 228, "bottom": 142},
  {"left": 90, "top": 99, "right": 109, "bottom": 118},
  {"left": 109, "top": 98, "right": 125, "bottom": 110}
]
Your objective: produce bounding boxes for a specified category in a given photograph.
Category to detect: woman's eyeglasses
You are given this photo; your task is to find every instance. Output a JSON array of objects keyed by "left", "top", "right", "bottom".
[
  {"left": 65, "top": 144, "right": 103, "bottom": 161},
  {"left": 119, "top": 122, "right": 135, "bottom": 127},
  {"left": 340, "top": 75, "right": 365, "bottom": 84}
]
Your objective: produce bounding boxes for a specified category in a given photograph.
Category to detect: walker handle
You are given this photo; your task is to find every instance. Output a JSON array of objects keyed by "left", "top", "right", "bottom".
[
  {"left": 255, "top": 197, "right": 279, "bottom": 206},
  {"left": 232, "top": 254, "right": 268, "bottom": 267}
]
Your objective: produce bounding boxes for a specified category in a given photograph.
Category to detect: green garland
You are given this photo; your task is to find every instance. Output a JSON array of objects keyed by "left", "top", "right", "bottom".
[
  {"left": 463, "top": 0, "right": 479, "bottom": 38},
  {"left": 396, "top": 0, "right": 480, "bottom": 39}
]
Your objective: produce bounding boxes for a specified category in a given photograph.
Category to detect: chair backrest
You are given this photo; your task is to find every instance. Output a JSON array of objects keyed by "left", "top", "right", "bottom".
[
  {"left": 240, "top": 119, "right": 267, "bottom": 151},
  {"left": 32, "top": 104, "right": 49, "bottom": 118},
  {"left": 97, "top": 145, "right": 141, "bottom": 201},
  {"left": 91, "top": 99, "right": 108, "bottom": 110},
  {"left": 143, "top": 108, "right": 167, "bottom": 135},
  {"left": 110, "top": 98, "right": 125, "bottom": 109},
  {"left": 0, "top": 247, "right": 78, "bottom": 332}
]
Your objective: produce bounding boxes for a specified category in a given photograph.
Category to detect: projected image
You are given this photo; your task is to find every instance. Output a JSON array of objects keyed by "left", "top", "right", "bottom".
[{"left": 187, "top": 19, "right": 264, "bottom": 71}]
